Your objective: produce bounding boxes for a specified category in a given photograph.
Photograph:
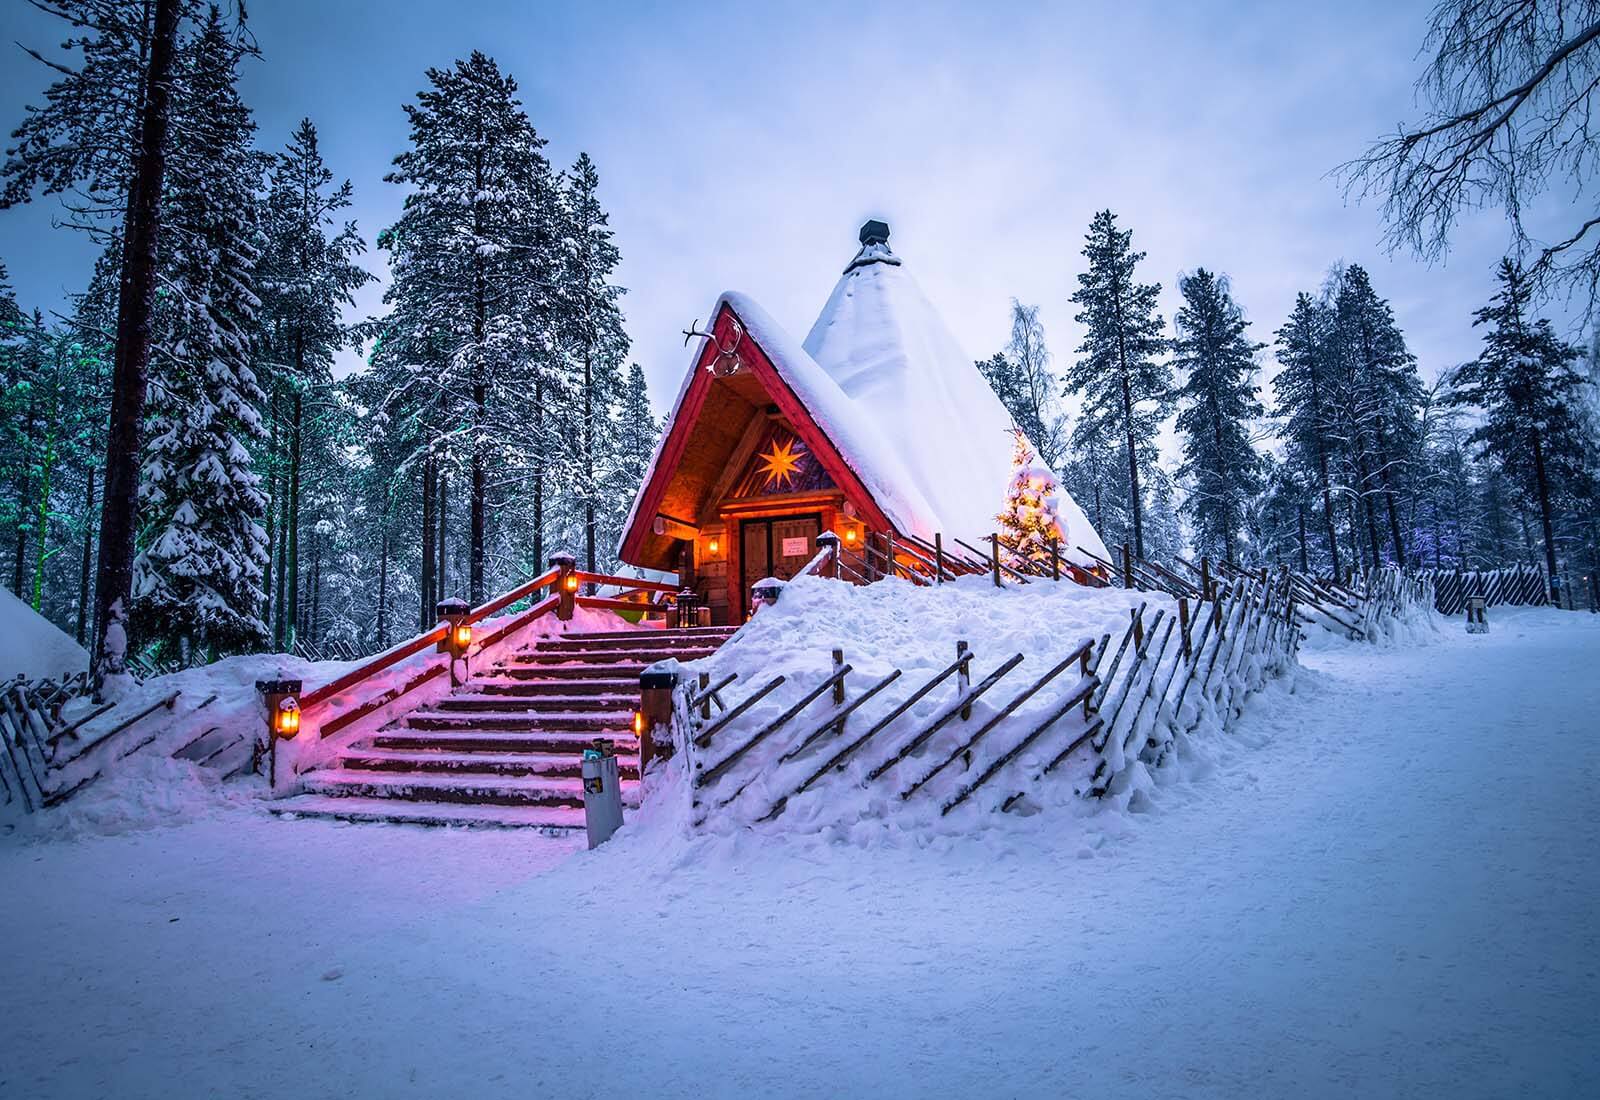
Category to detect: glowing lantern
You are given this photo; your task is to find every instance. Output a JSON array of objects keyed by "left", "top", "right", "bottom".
[
  {"left": 275, "top": 697, "right": 301, "bottom": 738},
  {"left": 453, "top": 622, "right": 472, "bottom": 651},
  {"left": 845, "top": 528, "right": 858, "bottom": 545},
  {"left": 709, "top": 537, "right": 720, "bottom": 555},
  {"left": 633, "top": 710, "right": 645, "bottom": 736},
  {"left": 564, "top": 573, "right": 580, "bottom": 593}
]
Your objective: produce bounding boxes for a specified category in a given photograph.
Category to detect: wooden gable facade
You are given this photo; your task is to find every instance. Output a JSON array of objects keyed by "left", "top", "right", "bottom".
[{"left": 619, "top": 300, "right": 893, "bottom": 625}]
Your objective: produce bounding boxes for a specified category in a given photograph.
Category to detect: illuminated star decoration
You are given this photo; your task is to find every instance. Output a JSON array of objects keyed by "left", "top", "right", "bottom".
[{"left": 757, "top": 437, "right": 806, "bottom": 488}]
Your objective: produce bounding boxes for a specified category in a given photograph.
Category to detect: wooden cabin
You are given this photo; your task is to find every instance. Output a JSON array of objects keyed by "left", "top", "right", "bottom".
[{"left": 618, "top": 221, "right": 1109, "bottom": 625}]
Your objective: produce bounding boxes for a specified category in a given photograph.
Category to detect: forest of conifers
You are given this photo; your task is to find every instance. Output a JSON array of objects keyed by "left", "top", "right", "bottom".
[{"left": 2, "top": 2, "right": 1597, "bottom": 684}]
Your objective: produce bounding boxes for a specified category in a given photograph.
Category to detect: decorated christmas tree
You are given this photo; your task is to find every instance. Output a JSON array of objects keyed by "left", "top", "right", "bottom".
[{"left": 997, "top": 430, "right": 1066, "bottom": 566}]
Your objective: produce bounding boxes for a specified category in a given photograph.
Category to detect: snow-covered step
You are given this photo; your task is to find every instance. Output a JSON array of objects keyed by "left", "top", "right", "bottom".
[
  {"left": 556, "top": 626, "right": 738, "bottom": 642},
  {"left": 495, "top": 663, "right": 661, "bottom": 680},
  {"left": 534, "top": 635, "right": 729, "bottom": 654},
  {"left": 272, "top": 625, "right": 735, "bottom": 829},
  {"left": 432, "top": 693, "right": 636, "bottom": 713},
  {"left": 402, "top": 710, "right": 632, "bottom": 732},
  {"left": 267, "top": 795, "right": 589, "bottom": 831},
  {"left": 512, "top": 649, "right": 720, "bottom": 665},
  {"left": 367, "top": 729, "right": 640, "bottom": 754},
  {"left": 339, "top": 746, "right": 641, "bottom": 779},
  {"left": 465, "top": 677, "right": 640, "bottom": 696},
  {"left": 300, "top": 769, "right": 642, "bottom": 808}
]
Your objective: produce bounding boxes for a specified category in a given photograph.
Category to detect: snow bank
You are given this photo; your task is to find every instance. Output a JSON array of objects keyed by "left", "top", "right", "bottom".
[
  {"left": 0, "top": 586, "right": 88, "bottom": 683},
  {"left": 639, "top": 574, "right": 1184, "bottom": 843}
]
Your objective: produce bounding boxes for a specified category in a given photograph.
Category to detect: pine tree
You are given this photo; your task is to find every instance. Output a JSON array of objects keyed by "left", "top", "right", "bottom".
[
  {"left": 379, "top": 52, "right": 555, "bottom": 605},
  {"left": 996, "top": 430, "right": 1066, "bottom": 566},
  {"left": 1449, "top": 258, "right": 1594, "bottom": 600},
  {"left": 255, "top": 118, "right": 373, "bottom": 649},
  {"left": 130, "top": 12, "right": 267, "bottom": 663},
  {"left": 557, "top": 153, "right": 628, "bottom": 577},
  {"left": 1171, "top": 269, "right": 1263, "bottom": 565},
  {"left": 1331, "top": 264, "right": 1423, "bottom": 569},
  {"left": 1273, "top": 292, "right": 1343, "bottom": 576},
  {"left": 614, "top": 362, "right": 658, "bottom": 487},
  {"left": 1065, "top": 210, "right": 1171, "bottom": 559}
]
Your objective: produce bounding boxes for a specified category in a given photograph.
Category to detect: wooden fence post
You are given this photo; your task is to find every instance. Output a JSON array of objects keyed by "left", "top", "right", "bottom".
[
  {"left": 990, "top": 535, "right": 1002, "bottom": 588},
  {"left": 1050, "top": 537, "right": 1060, "bottom": 581},
  {"left": 957, "top": 640, "right": 972, "bottom": 719},
  {"left": 698, "top": 670, "right": 711, "bottom": 721},
  {"left": 934, "top": 533, "right": 946, "bottom": 584},
  {"left": 1122, "top": 544, "right": 1134, "bottom": 589},
  {"left": 832, "top": 649, "right": 846, "bottom": 704},
  {"left": 1178, "top": 597, "right": 1191, "bottom": 659},
  {"left": 1201, "top": 556, "right": 1212, "bottom": 601}
]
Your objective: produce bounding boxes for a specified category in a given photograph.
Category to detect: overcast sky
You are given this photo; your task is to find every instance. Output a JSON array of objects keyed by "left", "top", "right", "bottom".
[{"left": 1, "top": 0, "right": 1588, "bottom": 422}]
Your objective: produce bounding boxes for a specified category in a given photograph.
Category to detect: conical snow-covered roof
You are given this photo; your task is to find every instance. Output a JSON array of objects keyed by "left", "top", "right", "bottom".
[{"left": 802, "top": 224, "right": 1108, "bottom": 564}]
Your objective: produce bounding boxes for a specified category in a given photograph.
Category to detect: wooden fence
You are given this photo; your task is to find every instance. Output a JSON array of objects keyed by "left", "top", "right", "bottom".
[
  {"left": 1414, "top": 565, "right": 1549, "bottom": 615},
  {"left": 664, "top": 567, "right": 1302, "bottom": 830},
  {"left": 0, "top": 671, "right": 196, "bottom": 815}
]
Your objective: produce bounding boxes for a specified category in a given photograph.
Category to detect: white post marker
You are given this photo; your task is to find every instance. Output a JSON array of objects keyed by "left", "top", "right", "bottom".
[{"left": 581, "top": 739, "right": 624, "bottom": 849}]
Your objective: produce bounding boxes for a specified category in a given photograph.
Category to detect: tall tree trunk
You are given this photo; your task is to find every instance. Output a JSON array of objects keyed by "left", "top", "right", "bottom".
[
  {"left": 533, "top": 372, "right": 544, "bottom": 571},
  {"left": 263, "top": 385, "right": 278, "bottom": 631},
  {"left": 12, "top": 524, "right": 25, "bottom": 597},
  {"left": 77, "top": 468, "right": 95, "bottom": 645},
  {"left": 31, "top": 425, "right": 58, "bottom": 611},
  {"left": 376, "top": 522, "right": 389, "bottom": 649},
  {"left": 583, "top": 349, "right": 596, "bottom": 577},
  {"left": 437, "top": 470, "right": 448, "bottom": 602},
  {"left": 273, "top": 473, "right": 289, "bottom": 647},
  {"left": 308, "top": 532, "right": 321, "bottom": 647},
  {"left": 1296, "top": 503, "right": 1309, "bottom": 574},
  {"left": 93, "top": 0, "right": 180, "bottom": 691},
  {"left": 1531, "top": 432, "right": 1560, "bottom": 601},
  {"left": 469, "top": 146, "right": 488, "bottom": 606},
  {"left": 286, "top": 341, "right": 305, "bottom": 649},
  {"left": 420, "top": 453, "right": 435, "bottom": 631},
  {"left": 1119, "top": 372, "right": 1143, "bottom": 559}
]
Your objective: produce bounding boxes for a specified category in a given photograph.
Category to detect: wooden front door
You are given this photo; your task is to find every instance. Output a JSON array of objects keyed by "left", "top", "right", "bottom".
[{"left": 738, "top": 513, "right": 821, "bottom": 617}]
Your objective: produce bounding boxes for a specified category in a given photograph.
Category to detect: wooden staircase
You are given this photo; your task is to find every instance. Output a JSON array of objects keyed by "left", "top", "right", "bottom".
[{"left": 270, "top": 626, "right": 738, "bottom": 829}]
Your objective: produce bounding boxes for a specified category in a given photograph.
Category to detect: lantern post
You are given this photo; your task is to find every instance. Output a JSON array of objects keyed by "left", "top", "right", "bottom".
[
  {"left": 551, "top": 552, "right": 578, "bottom": 621},
  {"left": 256, "top": 678, "right": 303, "bottom": 792},
  {"left": 435, "top": 597, "right": 472, "bottom": 687},
  {"left": 636, "top": 665, "right": 678, "bottom": 776},
  {"left": 816, "top": 530, "right": 840, "bottom": 580}
]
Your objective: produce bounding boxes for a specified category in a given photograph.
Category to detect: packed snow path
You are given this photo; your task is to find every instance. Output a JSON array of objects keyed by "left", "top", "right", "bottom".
[{"left": 2, "top": 609, "right": 1596, "bottom": 1098}]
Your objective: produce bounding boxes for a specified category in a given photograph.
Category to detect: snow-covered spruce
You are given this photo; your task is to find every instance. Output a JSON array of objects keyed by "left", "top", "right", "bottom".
[{"left": 131, "top": 14, "right": 269, "bottom": 665}]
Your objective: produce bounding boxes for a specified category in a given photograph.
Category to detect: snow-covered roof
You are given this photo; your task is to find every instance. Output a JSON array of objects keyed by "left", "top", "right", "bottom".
[
  {"left": 622, "top": 224, "right": 1108, "bottom": 567},
  {"left": 799, "top": 231, "right": 1108, "bottom": 564}
]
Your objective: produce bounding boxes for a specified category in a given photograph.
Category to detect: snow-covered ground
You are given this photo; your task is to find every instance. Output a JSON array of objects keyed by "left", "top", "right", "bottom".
[{"left": 2, "top": 607, "right": 1596, "bottom": 1098}]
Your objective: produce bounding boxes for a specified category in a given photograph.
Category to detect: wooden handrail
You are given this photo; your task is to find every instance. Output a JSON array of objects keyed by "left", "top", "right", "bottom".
[
  {"left": 470, "top": 567, "right": 561, "bottom": 622},
  {"left": 301, "top": 567, "right": 561, "bottom": 712},
  {"left": 299, "top": 565, "right": 683, "bottom": 717},
  {"left": 576, "top": 571, "right": 679, "bottom": 595}
]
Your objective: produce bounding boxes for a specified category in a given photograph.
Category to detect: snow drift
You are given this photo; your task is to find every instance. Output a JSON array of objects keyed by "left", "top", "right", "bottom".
[{"left": 636, "top": 571, "right": 1299, "bottom": 844}]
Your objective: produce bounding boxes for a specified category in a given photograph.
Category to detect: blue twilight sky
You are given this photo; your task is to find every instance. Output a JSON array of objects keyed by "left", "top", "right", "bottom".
[{"left": 0, "top": 0, "right": 1588, "bottom": 419}]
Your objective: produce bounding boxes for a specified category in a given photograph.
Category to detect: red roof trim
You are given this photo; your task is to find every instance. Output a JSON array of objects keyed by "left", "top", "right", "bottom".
[{"left": 620, "top": 301, "right": 893, "bottom": 564}]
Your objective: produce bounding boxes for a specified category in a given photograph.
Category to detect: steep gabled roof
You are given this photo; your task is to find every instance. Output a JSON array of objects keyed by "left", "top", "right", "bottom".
[{"left": 620, "top": 227, "right": 1110, "bottom": 569}]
